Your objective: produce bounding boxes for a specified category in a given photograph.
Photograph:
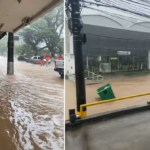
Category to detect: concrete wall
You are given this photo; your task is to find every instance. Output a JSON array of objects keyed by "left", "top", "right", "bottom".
[
  {"left": 65, "top": 55, "right": 75, "bottom": 75},
  {"left": 65, "top": 19, "right": 75, "bottom": 75}
]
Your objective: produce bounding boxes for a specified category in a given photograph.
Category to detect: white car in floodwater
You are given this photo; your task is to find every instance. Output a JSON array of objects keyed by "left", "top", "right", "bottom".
[
  {"left": 54, "top": 59, "right": 64, "bottom": 78},
  {"left": 30, "top": 56, "right": 51, "bottom": 64}
]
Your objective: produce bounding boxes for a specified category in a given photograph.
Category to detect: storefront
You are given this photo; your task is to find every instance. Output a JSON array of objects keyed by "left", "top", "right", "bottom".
[{"left": 82, "top": 24, "right": 149, "bottom": 73}]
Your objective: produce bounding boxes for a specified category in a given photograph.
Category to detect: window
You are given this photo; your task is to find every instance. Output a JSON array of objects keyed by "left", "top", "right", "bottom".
[{"left": 33, "top": 57, "right": 37, "bottom": 59}]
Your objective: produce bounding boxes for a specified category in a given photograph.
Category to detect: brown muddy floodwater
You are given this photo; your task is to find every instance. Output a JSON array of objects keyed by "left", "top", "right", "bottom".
[
  {"left": 0, "top": 57, "right": 64, "bottom": 150},
  {"left": 65, "top": 72, "right": 150, "bottom": 120}
]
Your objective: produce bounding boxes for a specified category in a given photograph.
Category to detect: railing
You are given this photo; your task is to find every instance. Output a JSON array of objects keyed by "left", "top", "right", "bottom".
[
  {"left": 85, "top": 71, "right": 104, "bottom": 82},
  {"left": 80, "top": 92, "right": 150, "bottom": 119},
  {"left": 67, "top": 74, "right": 75, "bottom": 81},
  {"left": 66, "top": 71, "right": 104, "bottom": 84}
]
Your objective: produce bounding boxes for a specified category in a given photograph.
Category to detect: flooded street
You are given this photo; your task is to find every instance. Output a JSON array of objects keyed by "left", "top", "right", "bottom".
[
  {"left": 65, "top": 74, "right": 150, "bottom": 119},
  {"left": 0, "top": 57, "right": 64, "bottom": 150},
  {"left": 66, "top": 110, "right": 150, "bottom": 150}
]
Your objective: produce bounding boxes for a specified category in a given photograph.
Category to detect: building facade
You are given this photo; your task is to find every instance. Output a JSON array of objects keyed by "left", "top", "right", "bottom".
[{"left": 65, "top": 12, "right": 150, "bottom": 75}]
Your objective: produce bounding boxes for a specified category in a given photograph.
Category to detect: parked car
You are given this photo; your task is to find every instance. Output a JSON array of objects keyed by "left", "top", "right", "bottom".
[
  {"left": 30, "top": 56, "right": 51, "bottom": 64},
  {"left": 18, "top": 56, "right": 29, "bottom": 62}
]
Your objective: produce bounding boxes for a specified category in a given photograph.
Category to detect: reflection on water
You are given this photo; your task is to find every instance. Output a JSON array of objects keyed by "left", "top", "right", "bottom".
[{"left": 0, "top": 57, "right": 64, "bottom": 150}]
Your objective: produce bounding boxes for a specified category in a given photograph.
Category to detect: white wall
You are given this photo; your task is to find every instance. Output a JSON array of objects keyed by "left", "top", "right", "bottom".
[
  {"left": 65, "top": 19, "right": 70, "bottom": 55},
  {"left": 82, "top": 15, "right": 150, "bottom": 33},
  {"left": 65, "top": 19, "right": 75, "bottom": 75},
  {"left": 65, "top": 55, "right": 75, "bottom": 75},
  {"left": 82, "top": 6, "right": 150, "bottom": 32},
  {"left": 65, "top": 19, "right": 74, "bottom": 55}
]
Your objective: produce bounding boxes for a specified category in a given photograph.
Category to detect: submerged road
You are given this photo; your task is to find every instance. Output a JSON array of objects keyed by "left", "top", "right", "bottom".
[
  {"left": 66, "top": 74, "right": 150, "bottom": 119},
  {"left": 0, "top": 57, "right": 64, "bottom": 150}
]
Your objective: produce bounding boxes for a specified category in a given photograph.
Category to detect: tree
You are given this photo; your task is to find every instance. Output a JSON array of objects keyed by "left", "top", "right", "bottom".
[
  {"left": 14, "top": 44, "right": 34, "bottom": 57},
  {"left": 43, "top": 4, "right": 64, "bottom": 38},
  {"left": 0, "top": 36, "right": 7, "bottom": 56},
  {"left": 19, "top": 27, "right": 47, "bottom": 55},
  {"left": 19, "top": 4, "right": 64, "bottom": 56},
  {"left": 30, "top": 4, "right": 64, "bottom": 55}
]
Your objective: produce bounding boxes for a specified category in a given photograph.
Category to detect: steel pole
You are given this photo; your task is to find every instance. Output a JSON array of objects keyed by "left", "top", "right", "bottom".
[
  {"left": 69, "top": 0, "right": 87, "bottom": 116},
  {"left": 7, "top": 33, "right": 14, "bottom": 75}
]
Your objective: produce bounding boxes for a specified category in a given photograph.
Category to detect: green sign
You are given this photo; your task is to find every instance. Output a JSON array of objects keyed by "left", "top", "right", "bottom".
[{"left": 111, "top": 57, "right": 118, "bottom": 60}]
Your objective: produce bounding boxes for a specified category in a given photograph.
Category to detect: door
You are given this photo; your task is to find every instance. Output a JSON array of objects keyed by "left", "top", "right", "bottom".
[
  {"left": 37, "top": 56, "right": 41, "bottom": 64},
  {"left": 33, "top": 56, "right": 38, "bottom": 63},
  {"left": 110, "top": 57, "right": 118, "bottom": 72},
  {"left": 119, "top": 56, "right": 127, "bottom": 71}
]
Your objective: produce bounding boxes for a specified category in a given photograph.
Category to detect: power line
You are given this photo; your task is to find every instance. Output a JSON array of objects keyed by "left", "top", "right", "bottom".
[
  {"left": 104, "top": 4, "right": 150, "bottom": 21},
  {"left": 124, "top": 0, "right": 150, "bottom": 8},
  {"left": 83, "top": 0, "right": 150, "bottom": 19},
  {"left": 83, "top": 3, "right": 146, "bottom": 21},
  {"left": 94, "top": 0, "right": 150, "bottom": 16},
  {"left": 110, "top": 0, "right": 150, "bottom": 13},
  {"left": 95, "top": 0, "right": 150, "bottom": 9},
  {"left": 85, "top": 0, "right": 150, "bottom": 19},
  {"left": 83, "top": 5, "right": 150, "bottom": 30},
  {"left": 92, "top": 0, "right": 150, "bottom": 17},
  {"left": 107, "top": 1, "right": 150, "bottom": 17},
  {"left": 111, "top": 0, "right": 150, "bottom": 16}
]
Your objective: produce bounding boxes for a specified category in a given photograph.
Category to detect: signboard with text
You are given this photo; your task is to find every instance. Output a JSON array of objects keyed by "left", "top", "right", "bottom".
[
  {"left": 111, "top": 57, "right": 118, "bottom": 60},
  {"left": 117, "top": 51, "right": 131, "bottom": 55},
  {"left": 14, "top": 36, "right": 19, "bottom": 41}
]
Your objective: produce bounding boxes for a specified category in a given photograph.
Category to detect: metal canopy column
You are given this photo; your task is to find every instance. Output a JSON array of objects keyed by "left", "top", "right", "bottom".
[
  {"left": 67, "top": 0, "right": 87, "bottom": 116},
  {"left": 7, "top": 32, "right": 14, "bottom": 75}
]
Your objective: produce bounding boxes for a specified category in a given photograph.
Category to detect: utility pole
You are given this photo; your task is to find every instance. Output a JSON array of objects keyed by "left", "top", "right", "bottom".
[
  {"left": 66, "top": 0, "right": 87, "bottom": 117},
  {"left": 7, "top": 32, "right": 14, "bottom": 75}
]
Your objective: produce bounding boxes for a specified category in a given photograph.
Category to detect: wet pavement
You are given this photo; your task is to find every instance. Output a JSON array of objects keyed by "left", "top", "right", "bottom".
[
  {"left": 0, "top": 57, "right": 64, "bottom": 150},
  {"left": 66, "top": 110, "right": 150, "bottom": 150},
  {"left": 65, "top": 74, "right": 150, "bottom": 119}
]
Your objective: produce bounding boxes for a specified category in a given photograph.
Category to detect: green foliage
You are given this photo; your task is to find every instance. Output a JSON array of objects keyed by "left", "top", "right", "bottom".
[
  {"left": 19, "top": 27, "right": 45, "bottom": 56},
  {"left": 0, "top": 36, "right": 7, "bottom": 56},
  {"left": 84, "top": 66, "right": 89, "bottom": 74},
  {"left": 14, "top": 44, "right": 33, "bottom": 57},
  {"left": 19, "top": 4, "right": 64, "bottom": 57},
  {"left": 65, "top": 74, "right": 69, "bottom": 80},
  {"left": 121, "top": 56, "right": 147, "bottom": 71}
]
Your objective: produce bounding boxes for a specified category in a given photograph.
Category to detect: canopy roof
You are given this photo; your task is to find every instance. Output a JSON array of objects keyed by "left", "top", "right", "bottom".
[{"left": 0, "top": 0, "right": 63, "bottom": 34}]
